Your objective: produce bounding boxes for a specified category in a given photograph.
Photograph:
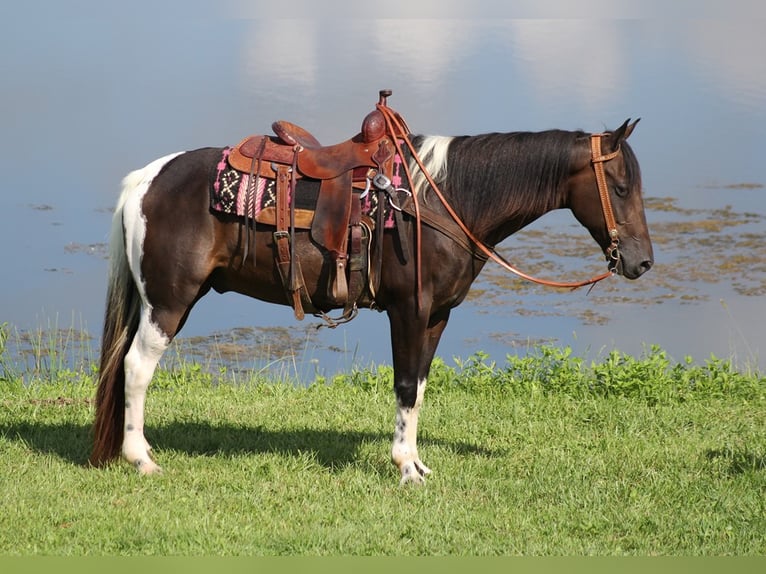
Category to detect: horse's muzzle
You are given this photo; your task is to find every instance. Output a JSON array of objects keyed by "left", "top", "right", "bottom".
[{"left": 618, "top": 256, "right": 653, "bottom": 280}]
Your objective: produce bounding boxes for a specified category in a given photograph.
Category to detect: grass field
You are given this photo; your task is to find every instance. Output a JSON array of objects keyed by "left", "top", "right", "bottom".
[{"left": 1, "top": 340, "right": 765, "bottom": 555}]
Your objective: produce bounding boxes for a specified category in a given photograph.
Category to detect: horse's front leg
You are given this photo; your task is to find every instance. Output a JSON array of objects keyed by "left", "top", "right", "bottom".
[
  {"left": 393, "top": 378, "right": 432, "bottom": 485},
  {"left": 387, "top": 307, "right": 450, "bottom": 485}
]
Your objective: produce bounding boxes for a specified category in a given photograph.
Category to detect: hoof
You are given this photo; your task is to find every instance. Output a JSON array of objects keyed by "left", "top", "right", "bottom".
[
  {"left": 133, "top": 458, "right": 163, "bottom": 476},
  {"left": 398, "top": 459, "right": 432, "bottom": 486}
]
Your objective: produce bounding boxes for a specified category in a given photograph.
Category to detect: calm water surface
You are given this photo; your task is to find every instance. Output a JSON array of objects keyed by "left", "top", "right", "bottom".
[{"left": 1, "top": 14, "right": 765, "bottom": 379}]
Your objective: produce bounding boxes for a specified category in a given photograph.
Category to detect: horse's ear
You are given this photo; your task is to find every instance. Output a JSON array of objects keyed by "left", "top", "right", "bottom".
[{"left": 609, "top": 118, "right": 640, "bottom": 151}]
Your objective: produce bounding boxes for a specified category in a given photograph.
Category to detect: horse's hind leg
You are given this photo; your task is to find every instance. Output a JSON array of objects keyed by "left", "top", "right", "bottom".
[{"left": 121, "top": 306, "right": 170, "bottom": 474}]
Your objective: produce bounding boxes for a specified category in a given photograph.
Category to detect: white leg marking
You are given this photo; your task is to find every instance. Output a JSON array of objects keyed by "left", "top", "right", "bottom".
[
  {"left": 119, "top": 152, "right": 182, "bottom": 475},
  {"left": 392, "top": 378, "right": 431, "bottom": 485},
  {"left": 122, "top": 309, "right": 169, "bottom": 475}
]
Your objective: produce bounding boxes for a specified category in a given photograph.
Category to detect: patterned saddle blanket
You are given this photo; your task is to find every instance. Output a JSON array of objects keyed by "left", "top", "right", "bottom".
[{"left": 210, "top": 148, "right": 402, "bottom": 229}]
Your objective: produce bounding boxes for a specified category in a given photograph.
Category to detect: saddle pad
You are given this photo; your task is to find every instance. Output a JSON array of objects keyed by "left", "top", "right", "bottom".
[{"left": 210, "top": 148, "right": 398, "bottom": 228}]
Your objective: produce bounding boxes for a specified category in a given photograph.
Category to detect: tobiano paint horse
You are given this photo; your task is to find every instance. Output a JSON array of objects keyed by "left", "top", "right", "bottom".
[{"left": 90, "top": 98, "right": 653, "bottom": 484}]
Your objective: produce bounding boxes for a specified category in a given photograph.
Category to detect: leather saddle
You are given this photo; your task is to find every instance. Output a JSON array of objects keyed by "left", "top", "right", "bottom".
[
  {"left": 228, "top": 111, "right": 388, "bottom": 182},
  {"left": 226, "top": 91, "right": 400, "bottom": 324}
]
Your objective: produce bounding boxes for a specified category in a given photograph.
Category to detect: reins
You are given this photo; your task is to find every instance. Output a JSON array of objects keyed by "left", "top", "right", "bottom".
[{"left": 376, "top": 101, "right": 623, "bottom": 294}]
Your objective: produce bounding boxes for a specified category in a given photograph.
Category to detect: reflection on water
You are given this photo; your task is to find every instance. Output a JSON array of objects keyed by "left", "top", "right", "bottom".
[
  {"left": 683, "top": 20, "right": 766, "bottom": 113},
  {"left": 0, "top": 15, "right": 764, "bottom": 380}
]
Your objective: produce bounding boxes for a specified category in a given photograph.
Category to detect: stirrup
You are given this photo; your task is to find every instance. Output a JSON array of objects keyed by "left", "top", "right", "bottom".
[{"left": 314, "top": 304, "right": 359, "bottom": 329}]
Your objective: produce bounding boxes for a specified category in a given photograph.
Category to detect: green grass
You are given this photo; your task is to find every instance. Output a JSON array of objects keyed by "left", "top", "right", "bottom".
[{"left": 1, "top": 343, "right": 765, "bottom": 555}]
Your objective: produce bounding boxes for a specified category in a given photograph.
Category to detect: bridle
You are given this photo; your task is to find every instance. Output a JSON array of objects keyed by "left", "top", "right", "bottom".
[
  {"left": 590, "top": 133, "right": 622, "bottom": 274},
  {"left": 376, "top": 101, "right": 624, "bottom": 294}
]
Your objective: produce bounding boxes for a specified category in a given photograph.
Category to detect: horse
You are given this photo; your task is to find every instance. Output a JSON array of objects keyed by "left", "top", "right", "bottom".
[{"left": 90, "top": 96, "right": 653, "bottom": 485}]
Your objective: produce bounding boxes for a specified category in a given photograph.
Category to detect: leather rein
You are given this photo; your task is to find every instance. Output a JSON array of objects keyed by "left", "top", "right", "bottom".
[{"left": 376, "top": 102, "right": 623, "bottom": 292}]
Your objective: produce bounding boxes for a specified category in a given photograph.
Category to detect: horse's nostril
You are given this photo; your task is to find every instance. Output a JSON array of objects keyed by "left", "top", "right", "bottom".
[{"left": 641, "top": 259, "right": 653, "bottom": 272}]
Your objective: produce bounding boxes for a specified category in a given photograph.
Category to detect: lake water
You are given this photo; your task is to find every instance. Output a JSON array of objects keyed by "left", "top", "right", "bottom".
[{"left": 1, "top": 11, "right": 765, "bottom": 380}]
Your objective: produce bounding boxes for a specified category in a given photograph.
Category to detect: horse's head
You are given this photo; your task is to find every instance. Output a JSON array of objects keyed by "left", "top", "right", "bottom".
[{"left": 568, "top": 119, "right": 654, "bottom": 280}]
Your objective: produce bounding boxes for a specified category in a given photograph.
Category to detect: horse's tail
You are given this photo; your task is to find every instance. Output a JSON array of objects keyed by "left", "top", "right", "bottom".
[{"left": 89, "top": 170, "right": 145, "bottom": 467}]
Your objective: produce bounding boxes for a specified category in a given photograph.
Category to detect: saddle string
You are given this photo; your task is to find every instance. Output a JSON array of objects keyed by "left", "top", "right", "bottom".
[
  {"left": 244, "top": 136, "right": 267, "bottom": 267},
  {"left": 378, "top": 101, "right": 619, "bottom": 290},
  {"left": 289, "top": 145, "right": 300, "bottom": 292}
]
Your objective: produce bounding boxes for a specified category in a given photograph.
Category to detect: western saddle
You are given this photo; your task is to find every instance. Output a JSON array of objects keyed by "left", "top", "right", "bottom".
[{"left": 227, "top": 89, "right": 408, "bottom": 325}]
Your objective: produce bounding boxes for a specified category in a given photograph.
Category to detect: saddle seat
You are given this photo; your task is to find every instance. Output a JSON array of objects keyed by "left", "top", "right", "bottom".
[{"left": 228, "top": 109, "right": 389, "bottom": 181}]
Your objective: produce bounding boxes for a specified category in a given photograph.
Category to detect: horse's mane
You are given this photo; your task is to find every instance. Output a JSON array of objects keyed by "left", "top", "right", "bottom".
[{"left": 410, "top": 130, "right": 584, "bottom": 226}]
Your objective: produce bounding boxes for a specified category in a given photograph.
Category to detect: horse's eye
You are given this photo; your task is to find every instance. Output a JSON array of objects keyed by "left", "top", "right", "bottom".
[{"left": 614, "top": 184, "right": 629, "bottom": 198}]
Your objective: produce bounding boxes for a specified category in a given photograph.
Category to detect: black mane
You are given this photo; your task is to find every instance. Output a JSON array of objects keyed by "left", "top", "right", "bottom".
[
  {"left": 447, "top": 130, "right": 582, "bottom": 226},
  {"left": 410, "top": 129, "right": 640, "bottom": 242}
]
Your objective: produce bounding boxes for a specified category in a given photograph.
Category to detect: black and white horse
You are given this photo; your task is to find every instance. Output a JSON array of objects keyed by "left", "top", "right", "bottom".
[{"left": 91, "top": 110, "right": 652, "bottom": 484}]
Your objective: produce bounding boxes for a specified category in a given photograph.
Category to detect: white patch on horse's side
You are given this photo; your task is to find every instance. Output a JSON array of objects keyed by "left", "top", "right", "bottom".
[
  {"left": 409, "top": 135, "right": 453, "bottom": 196},
  {"left": 392, "top": 378, "right": 431, "bottom": 485},
  {"left": 120, "top": 152, "right": 184, "bottom": 307}
]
